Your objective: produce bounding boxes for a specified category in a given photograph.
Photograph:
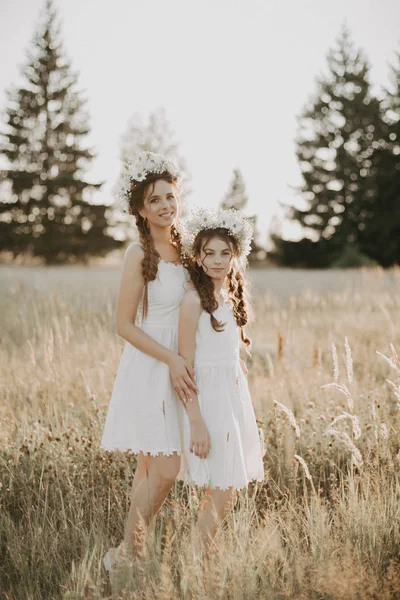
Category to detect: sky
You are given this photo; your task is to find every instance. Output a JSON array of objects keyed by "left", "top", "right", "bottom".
[{"left": 0, "top": 0, "right": 399, "bottom": 242}]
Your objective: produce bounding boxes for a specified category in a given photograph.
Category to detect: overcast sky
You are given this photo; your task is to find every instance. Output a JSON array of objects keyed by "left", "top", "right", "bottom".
[{"left": 1, "top": 0, "right": 399, "bottom": 240}]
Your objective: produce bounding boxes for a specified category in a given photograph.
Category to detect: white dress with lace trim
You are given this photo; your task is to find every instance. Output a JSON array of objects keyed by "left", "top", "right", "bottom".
[
  {"left": 182, "top": 301, "right": 265, "bottom": 490},
  {"left": 101, "top": 258, "right": 189, "bottom": 456}
]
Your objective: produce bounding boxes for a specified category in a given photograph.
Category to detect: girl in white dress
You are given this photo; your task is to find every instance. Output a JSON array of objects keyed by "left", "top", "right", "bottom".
[
  {"left": 178, "top": 207, "right": 265, "bottom": 550},
  {"left": 101, "top": 152, "right": 197, "bottom": 575}
]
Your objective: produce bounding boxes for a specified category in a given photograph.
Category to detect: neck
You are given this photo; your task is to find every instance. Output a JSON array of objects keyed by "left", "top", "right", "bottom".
[
  {"left": 213, "top": 278, "right": 225, "bottom": 296},
  {"left": 148, "top": 224, "right": 172, "bottom": 245}
]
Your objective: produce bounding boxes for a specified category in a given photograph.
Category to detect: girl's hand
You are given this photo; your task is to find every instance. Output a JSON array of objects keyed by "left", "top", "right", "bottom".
[
  {"left": 168, "top": 354, "right": 197, "bottom": 403},
  {"left": 240, "top": 358, "right": 248, "bottom": 376},
  {"left": 189, "top": 418, "right": 211, "bottom": 458}
]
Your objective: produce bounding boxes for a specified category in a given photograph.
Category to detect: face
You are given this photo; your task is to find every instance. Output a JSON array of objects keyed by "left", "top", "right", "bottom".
[
  {"left": 139, "top": 179, "right": 179, "bottom": 228},
  {"left": 197, "top": 236, "right": 233, "bottom": 282}
]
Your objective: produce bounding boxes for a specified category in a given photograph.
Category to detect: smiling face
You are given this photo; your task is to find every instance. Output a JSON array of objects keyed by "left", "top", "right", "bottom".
[
  {"left": 139, "top": 178, "right": 179, "bottom": 229},
  {"left": 197, "top": 235, "right": 234, "bottom": 283}
]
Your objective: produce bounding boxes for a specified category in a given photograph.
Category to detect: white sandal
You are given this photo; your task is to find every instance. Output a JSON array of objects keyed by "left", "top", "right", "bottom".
[{"left": 103, "top": 542, "right": 131, "bottom": 592}]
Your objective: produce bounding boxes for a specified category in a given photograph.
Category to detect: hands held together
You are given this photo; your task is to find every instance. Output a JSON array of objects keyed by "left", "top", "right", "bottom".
[
  {"left": 168, "top": 354, "right": 197, "bottom": 403},
  {"left": 168, "top": 355, "right": 247, "bottom": 459},
  {"left": 169, "top": 355, "right": 247, "bottom": 404},
  {"left": 168, "top": 353, "right": 210, "bottom": 458}
]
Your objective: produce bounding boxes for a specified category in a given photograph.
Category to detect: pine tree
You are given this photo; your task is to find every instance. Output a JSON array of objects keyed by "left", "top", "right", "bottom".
[
  {"left": 220, "top": 168, "right": 263, "bottom": 259},
  {"left": 359, "top": 49, "right": 400, "bottom": 266},
  {"left": 0, "top": 1, "right": 123, "bottom": 263},
  {"left": 220, "top": 169, "right": 248, "bottom": 211},
  {"left": 272, "top": 26, "right": 385, "bottom": 266},
  {"left": 120, "top": 107, "right": 191, "bottom": 195}
]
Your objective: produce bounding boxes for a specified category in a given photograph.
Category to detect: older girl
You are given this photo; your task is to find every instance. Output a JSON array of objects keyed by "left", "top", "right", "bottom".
[{"left": 101, "top": 152, "right": 196, "bottom": 572}]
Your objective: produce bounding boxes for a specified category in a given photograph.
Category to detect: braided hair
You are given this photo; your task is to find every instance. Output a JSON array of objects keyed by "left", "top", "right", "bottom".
[
  {"left": 128, "top": 172, "right": 183, "bottom": 319},
  {"left": 188, "top": 228, "right": 251, "bottom": 347}
]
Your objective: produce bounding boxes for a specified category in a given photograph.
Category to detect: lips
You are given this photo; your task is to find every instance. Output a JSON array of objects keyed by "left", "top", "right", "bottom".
[{"left": 159, "top": 212, "right": 174, "bottom": 218}]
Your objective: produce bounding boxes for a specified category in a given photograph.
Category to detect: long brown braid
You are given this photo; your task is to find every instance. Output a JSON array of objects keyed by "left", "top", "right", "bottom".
[
  {"left": 227, "top": 267, "right": 251, "bottom": 347},
  {"left": 128, "top": 172, "right": 183, "bottom": 320},
  {"left": 188, "top": 260, "right": 227, "bottom": 333},
  {"left": 188, "top": 228, "right": 251, "bottom": 347}
]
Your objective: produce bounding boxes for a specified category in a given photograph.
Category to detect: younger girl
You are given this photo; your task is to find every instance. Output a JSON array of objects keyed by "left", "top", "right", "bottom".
[{"left": 178, "top": 207, "right": 265, "bottom": 549}]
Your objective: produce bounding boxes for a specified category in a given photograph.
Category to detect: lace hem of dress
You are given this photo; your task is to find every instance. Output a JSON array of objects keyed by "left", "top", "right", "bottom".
[
  {"left": 101, "top": 446, "right": 182, "bottom": 457},
  {"left": 183, "top": 474, "right": 264, "bottom": 491}
]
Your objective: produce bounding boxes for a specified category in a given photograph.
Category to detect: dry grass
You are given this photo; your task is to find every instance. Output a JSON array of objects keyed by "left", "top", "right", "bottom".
[{"left": 1, "top": 265, "right": 400, "bottom": 599}]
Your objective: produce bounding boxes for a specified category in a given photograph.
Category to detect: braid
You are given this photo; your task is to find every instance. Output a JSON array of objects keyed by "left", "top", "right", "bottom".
[
  {"left": 188, "top": 263, "right": 226, "bottom": 332},
  {"left": 227, "top": 267, "right": 251, "bottom": 348},
  {"left": 171, "top": 224, "right": 189, "bottom": 268},
  {"left": 127, "top": 172, "right": 181, "bottom": 321},
  {"left": 136, "top": 214, "right": 160, "bottom": 320}
]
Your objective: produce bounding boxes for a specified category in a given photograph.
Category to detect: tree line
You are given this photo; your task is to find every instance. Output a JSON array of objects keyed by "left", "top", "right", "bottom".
[
  {"left": 1, "top": 3, "right": 398, "bottom": 267},
  {"left": 270, "top": 26, "right": 400, "bottom": 268}
]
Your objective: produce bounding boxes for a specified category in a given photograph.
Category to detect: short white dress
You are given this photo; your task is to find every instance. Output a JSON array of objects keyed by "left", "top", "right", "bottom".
[
  {"left": 182, "top": 299, "right": 265, "bottom": 490},
  {"left": 101, "top": 257, "right": 189, "bottom": 456}
]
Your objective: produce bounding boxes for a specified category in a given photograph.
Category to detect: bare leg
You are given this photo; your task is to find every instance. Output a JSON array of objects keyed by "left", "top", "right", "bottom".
[
  {"left": 130, "top": 452, "right": 150, "bottom": 499},
  {"left": 123, "top": 452, "right": 149, "bottom": 548},
  {"left": 195, "top": 486, "right": 237, "bottom": 554},
  {"left": 123, "top": 452, "right": 181, "bottom": 556}
]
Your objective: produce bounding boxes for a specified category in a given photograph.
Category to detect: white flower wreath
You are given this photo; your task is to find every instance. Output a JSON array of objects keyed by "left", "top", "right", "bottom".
[
  {"left": 114, "top": 151, "right": 182, "bottom": 204},
  {"left": 181, "top": 206, "right": 253, "bottom": 259}
]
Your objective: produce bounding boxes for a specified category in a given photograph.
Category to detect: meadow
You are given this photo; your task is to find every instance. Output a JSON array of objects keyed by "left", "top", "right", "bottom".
[{"left": 1, "top": 264, "right": 400, "bottom": 600}]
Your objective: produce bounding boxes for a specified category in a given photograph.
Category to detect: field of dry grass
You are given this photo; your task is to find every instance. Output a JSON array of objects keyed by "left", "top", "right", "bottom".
[{"left": 1, "top": 265, "right": 400, "bottom": 599}]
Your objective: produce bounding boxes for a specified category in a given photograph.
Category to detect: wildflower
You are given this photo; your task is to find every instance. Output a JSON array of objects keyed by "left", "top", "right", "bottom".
[
  {"left": 376, "top": 350, "right": 399, "bottom": 372},
  {"left": 386, "top": 379, "right": 400, "bottom": 407},
  {"left": 324, "top": 428, "right": 363, "bottom": 467},
  {"left": 294, "top": 454, "right": 312, "bottom": 481},
  {"left": 344, "top": 337, "right": 354, "bottom": 384},
  {"left": 380, "top": 423, "right": 389, "bottom": 440},
  {"left": 325, "top": 412, "right": 361, "bottom": 440},
  {"left": 332, "top": 343, "right": 339, "bottom": 382},
  {"left": 274, "top": 401, "right": 300, "bottom": 437},
  {"left": 322, "top": 382, "right": 354, "bottom": 413}
]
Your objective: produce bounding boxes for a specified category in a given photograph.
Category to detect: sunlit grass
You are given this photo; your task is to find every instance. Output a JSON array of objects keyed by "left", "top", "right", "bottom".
[{"left": 1, "top": 265, "right": 400, "bottom": 599}]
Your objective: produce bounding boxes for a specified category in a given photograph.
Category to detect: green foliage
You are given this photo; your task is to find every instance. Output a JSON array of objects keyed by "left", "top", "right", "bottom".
[
  {"left": 268, "top": 233, "right": 338, "bottom": 268},
  {"left": 331, "top": 243, "right": 378, "bottom": 268},
  {"left": 221, "top": 169, "right": 264, "bottom": 259},
  {"left": 0, "top": 1, "right": 123, "bottom": 263},
  {"left": 358, "top": 49, "right": 400, "bottom": 267},
  {"left": 271, "top": 26, "right": 400, "bottom": 268},
  {"left": 294, "top": 25, "right": 384, "bottom": 241},
  {"left": 221, "top": 168, "right": 248, "bottom": 212}
]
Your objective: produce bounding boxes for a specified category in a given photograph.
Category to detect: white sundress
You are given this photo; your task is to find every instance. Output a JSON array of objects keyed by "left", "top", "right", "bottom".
[
  {"left": 101, "top": 258, "right": 189, "bottom": 456},
  {"left": 182, "top": 299, "right": 265, "bottom": 490}
]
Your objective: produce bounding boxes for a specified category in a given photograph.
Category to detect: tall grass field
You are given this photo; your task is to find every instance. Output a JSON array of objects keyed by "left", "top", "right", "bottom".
[{"left": 1, "top": 265, "right": 400, "bottom": 599}]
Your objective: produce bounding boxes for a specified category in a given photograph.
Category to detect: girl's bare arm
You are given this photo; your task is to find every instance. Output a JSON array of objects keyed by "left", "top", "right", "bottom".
[{"left": 178, "top": 289, "right": 210, "bottom": 458}]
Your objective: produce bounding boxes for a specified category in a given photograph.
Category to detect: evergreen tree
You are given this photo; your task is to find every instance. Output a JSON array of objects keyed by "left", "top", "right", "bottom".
[
  {"left": 0, "top": 1, "right": 123, "bottom": 263},
  {"left": 220, "top": 169, "right": 248, "bottom": 211},
  {"left": 359, "top": 49, "right": 400, "bottom": 266},
  {"left": 271, "top": 26, "right": 385, "bottom": 266},
  {"left": 120, "top": 107, "right": 191, "bottom": 195},
  {"left": 268, "top": 234, "right": 336, "bottom": 268},
  {"left": 220, "top": 168, "right": 263, "bottom": 259}
]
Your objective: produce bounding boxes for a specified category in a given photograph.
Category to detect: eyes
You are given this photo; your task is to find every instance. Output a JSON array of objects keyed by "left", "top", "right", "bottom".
[
  {"left": 204, "top": 251, "right": 231, "bottom": 258},
  {"left": 150, "top": 194, "right": 175, "bottom": 204}
]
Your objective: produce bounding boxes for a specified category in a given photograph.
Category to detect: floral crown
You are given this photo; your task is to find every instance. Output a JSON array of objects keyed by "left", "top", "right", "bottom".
[
  {"left": 181, "top": 206, "right": 253, "bottom": 259},
  {"left": 114, "top": 151, "right": 182, "bottom": 204}
]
